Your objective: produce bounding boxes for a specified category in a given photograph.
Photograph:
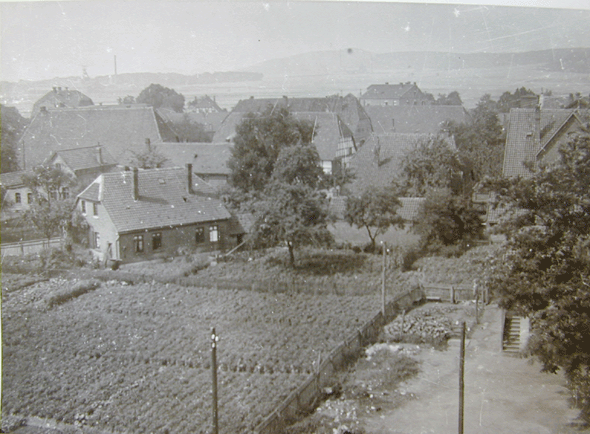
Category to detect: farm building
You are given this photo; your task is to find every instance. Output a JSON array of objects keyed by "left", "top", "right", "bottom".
[
  {"left": 503, "top": 108, "right": 589, "bottom": 178},
  {"left": 360, "top": 82, "right": 433, "bottom": 107},
  {"left": 76, "top": 165, "right": 234, "bottom": 264},
  {"left": 18, "top": 105, "right": 177, "bottom": 170},
  {"left": 31, "top": 86, "right": 94, "bottom": 117},
  {"left": 0, "top": 171, "right": 34, "bottom": 217}
]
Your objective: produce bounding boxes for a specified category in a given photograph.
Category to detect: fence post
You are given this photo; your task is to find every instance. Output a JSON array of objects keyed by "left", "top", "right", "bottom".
[{"left": 450, "top": 286, "right": 455, "bottom": 304}]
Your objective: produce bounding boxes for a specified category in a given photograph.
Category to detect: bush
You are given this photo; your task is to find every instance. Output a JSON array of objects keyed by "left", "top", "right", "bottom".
[{"left": 45, "top": 279, "right": 101, "bottom": 308}]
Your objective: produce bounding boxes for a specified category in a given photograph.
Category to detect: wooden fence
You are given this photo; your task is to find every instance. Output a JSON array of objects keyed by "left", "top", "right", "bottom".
[
  {"left": 252, "top": 286, "right": 424, "bottom": 434},
  {"left": 1, "top": 238, "right": 62, "bottom": 258},
  {"left": 423, "top": 284, "right": 489, "bottom": 304}
]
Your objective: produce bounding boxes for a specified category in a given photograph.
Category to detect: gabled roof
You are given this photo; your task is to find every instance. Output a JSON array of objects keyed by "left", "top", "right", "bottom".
[
  {"left": 365, "top": 105, "right": 469, "bottom": 134},
  {"left": 212, "top": 111, "right": 354, "bottom": 162},
  {"left": 502, "top": 108, "right": 577, "bottom": 178},
  {"left": 361, "top": 83, "right": 420, "bottom": 100},
  {"left": 348, "top": 133, "right": 442, "bottom": 194},
  {"left": 0, "top": 170, "right": 31, "bottom": 189},
  {"left": 19, "top": 106, "right": 177, "bottom": 169},
  {"left": 157, "top": 143, "right": 233, "bottom": 175},
  {"left": 32, "top": 87, "right": 94, "bottom": 116},
  {"left": 46, "top": 146, "right": 117, "bottom": 172},
  {"left": 156, "top": 108, "right": 228, "bottom": 133},
  {"left": 77, "top": 167, "right": 231, "bottom": 234},
  {"left": 187, "top": 95, "right": 224, "bottom": 112}
]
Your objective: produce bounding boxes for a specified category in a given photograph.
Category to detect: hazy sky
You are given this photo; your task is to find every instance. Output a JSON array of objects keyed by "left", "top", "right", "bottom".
[{"left": 1, "top": 0, "right": 589, "bottom": 82}]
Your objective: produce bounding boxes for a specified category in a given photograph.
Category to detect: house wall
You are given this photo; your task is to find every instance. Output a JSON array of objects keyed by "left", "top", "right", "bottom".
[
  {"left": 117, "top": 220, "right": 232, "bottom": 263},
  {"left": 79, "top": 198, "right": 119, "bottom": 262},
  {"left": 4, "top": 186, "right": 33, "bottom": 213},
  {"left": 538, "top": 119, "right": 581, "bottom": 166}
]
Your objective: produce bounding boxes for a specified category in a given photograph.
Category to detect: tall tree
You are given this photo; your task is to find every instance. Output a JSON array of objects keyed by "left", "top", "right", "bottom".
[
  {"left": 137, "top": 84, "right": 185, "bottom": 113},
  {"left": 129, "top": 142, "right": 169, "bottom": 169},
  {"left": 399, "top": 135, "right": 465, "bottom": 196},
  {"left": 345, "top": 187, "right": 404, "bottom": 252},
  {"left": 487, "top": 134, "right": 590, "bottom": 418},
  {"left": 227, "top": 107, "right": 315, "bottom": 193},
  {"left": 1, "top": 104, "right": 28, "bottom": 173}
]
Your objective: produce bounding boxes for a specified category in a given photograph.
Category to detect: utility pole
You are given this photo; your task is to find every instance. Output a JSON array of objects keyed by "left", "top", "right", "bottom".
[
  {"left": 381, "top": 241, "right": 387, "bottom": 318},
  {"left": 211, "top": 328, "right": 219, "bottom": 434},
  {"left": 459, "top": 321, "right": 466, "bottom": 434}
]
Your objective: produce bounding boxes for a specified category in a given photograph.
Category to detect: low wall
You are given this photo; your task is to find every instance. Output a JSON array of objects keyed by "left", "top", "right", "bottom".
[
  {"left": 252, "top": 286, "right": 424, "bottom": 434},
  {"left": 1, "top": 238, "right": 62, "bottom": 258}
]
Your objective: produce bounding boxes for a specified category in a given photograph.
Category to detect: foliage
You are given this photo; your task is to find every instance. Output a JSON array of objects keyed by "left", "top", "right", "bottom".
[
  {"left": 250, "top": 181, "right": 332, "bottom": 266},
  {"left": 486, "top": 134, "right": 590, "bottom": 418},
  {"left": 45, "top": 279, "right": 101, "bottom": 308},
  {"left": 344, "top": 187, "right": 404, "bottom": 252},
  {"left": 399, "top": 135, "right": 464, "bottom": 196},
  {"left": 0, "top": 104, "right": 28, "bottom": 173},
  {"left": 227, "top": 107, "right": 315, "bottom": 192},
  {"left": 129, "top": 142, "right": 169, "bottom": 169},
  {"left": 271, "top": 144, "right": 324, "bottom": 188},
  {"left": 442, "top": 93, "right": 505, "bottom": 180},
  {"left": 496, "top": 87, "right": 537, "bottom": 113},
  {"left": 166, "top": 114, "right": 212, "bottom": 142},
  {"left": 434, "top": 90, "right": 463, "bottom": 106},
  {"left": 23, "top": 198, "right": 75, "bottom": 241},
  {"left": 414, "top": 188, "right": 484, "bottom": 254},
  {"left": 22, "top": 165, "right": 77, "bottom": 204},
  {"left": 117, "top": 95, "right": 136, "bottom": 104},
  {"left": 136, "top": 83, "right": 185, "bottom": 112}
]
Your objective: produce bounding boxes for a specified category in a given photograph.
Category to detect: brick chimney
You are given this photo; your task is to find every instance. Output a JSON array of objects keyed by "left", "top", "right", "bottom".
[
  {"left": 186, "top": 163, "right": 193, "bottom": 194},
  {"left": 96, "top": 146, "right": 103, "bottom": 164},
  {"left": 132, "top": 167, "right": 139, "bottom": 201}
]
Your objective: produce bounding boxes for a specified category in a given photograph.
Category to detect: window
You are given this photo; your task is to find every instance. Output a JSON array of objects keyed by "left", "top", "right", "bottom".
[
  {"left": 94, "top": 232, "right": 100, "bottom": 249},
  {"left": 133, "top": 235, "right": 144, "bottom": 253},
  {"left": 195, "top": 227, "right": 205, "bottom": 244},
  {"left": 93, "top": 202, "right": 98, "bottom": 216},
  {"left": 27, "top": 193, "right": 33, "bottom": 204},
  {"left": 49, "top": 189, "right": 58, "bottom": 200},
  {"left": 209, "top": 225, "right": 219, "bottom": 243},
  {"left": 152, "top": 232, "right": 162, "bottom": 250},
  {"left": 81, "top": 200, "right": 86, "bottom": 213},
  {"left": 14, "top": 193, "right": 21, "bottom": 203},
  {"left": 61, "top": 187, "right": 70, "bottom": 200},
  {"left": 55, "top": 163, "right": 61, "bottom": 170}
]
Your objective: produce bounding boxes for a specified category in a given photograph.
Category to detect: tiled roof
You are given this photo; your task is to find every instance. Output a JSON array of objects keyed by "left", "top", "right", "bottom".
[
  {"left": 0, "top": 171, "right": 31, "bottom": 188},
  {"left": 365, "top": 105, "right": 469, "bottom": 134},
  {"left": 19, "top": 106, "right": 177, "bottom": 169},
  {"left": 78, "top": 182, "right": 101, "bottom": 202},
  {"left": 77, "top": 167, "right": 231, "bottom": 234},
  {"left": 187, "top": 95, "right": 224, "bottom": 112},
  {"left": 32, "top": 88, "right": 94, "bottom": 116},
  {"left": 361, "top": 83, "right": 419, "bottom": 100},
  {"left": 213, "top": 111, "right": 353, "bottom": 162},
  {"left": 157, "top": 143, "right": 233, "bottom": 175},
  {"left": 48, "top": 146, "right": 117, "bottom": 171},
  {"left": 502, "top": 108, "right": 575, "bottom": 178},
  {"left": 348, "top": 133, "right": 439, "bottom": 194},
  {"left": 156, "top": 108, "right": 228, "bottom": 133}
]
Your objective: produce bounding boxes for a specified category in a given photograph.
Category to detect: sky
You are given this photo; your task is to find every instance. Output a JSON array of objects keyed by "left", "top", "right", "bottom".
[{"left": 1, "top": 0, "right": 590, "bottom": 82}]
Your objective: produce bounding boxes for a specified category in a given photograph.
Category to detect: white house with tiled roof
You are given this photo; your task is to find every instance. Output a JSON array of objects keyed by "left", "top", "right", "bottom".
[
  {"left": 76, "top": 165, "right": 234, "bottom": 263},
  {"left": 502, "top": 108, "right": 589, "bottom": 178}
]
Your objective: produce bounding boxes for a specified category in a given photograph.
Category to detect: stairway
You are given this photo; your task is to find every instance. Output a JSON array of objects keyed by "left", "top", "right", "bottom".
[{"left": 503, "top": 315, "right": 522, "bottom": 354}]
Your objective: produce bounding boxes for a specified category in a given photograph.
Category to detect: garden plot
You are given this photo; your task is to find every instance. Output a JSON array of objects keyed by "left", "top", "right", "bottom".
[{"left": 2, "top": 278, "right": 382, "bottom": 433}]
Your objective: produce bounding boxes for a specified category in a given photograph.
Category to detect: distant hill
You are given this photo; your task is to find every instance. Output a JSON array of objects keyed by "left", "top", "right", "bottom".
[{"left": 243, "top": 48, "right": 590, "bottom": 77}]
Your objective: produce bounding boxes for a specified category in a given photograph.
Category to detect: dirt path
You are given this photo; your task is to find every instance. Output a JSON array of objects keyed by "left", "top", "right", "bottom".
[{"left": 362, "top": 304, "right": 585, "bottom": 434}]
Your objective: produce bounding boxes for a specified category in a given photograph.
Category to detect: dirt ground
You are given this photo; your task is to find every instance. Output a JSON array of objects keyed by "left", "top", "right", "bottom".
[{"left": 360, "top": 304, "right": 586, "bottom": 434}]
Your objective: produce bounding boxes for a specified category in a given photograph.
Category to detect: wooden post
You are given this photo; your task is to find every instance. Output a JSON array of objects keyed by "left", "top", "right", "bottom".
[
  {"left": 459, "top": 321, "right": 466, "bottom": 434},
  {"left": 450, "top": 286, "right": 455, "bottom": 304},
  {"left": 211, "top": 328, "right": 219, "bottom": 434},
  {"left": 475, "top": 289, "right": 479, "bottom": 324},
  {"left": 381, "top": 241, "right": 386, "bottom": 318}
]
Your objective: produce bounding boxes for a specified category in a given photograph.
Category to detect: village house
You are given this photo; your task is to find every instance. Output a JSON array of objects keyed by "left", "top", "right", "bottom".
[
  {"left": 18, "top": 105, "right": 177, "bottom": 170},
  {"left": 31, "top": 87, "right": 94, "bottom": 117},
  {"left": 360, "top": 82, "right": 433, "bottom": 107},
  {"left": 186, "top": 95, "right": 225, "bottom": 114},
  {"left": 76, "top": 165, "right": 234, "bottom": 264},
  {"left": 502, "top": 107, "right": 589, "bottom": 178},
  {"left": 1, "top": 171, "right": 34, "bottom": 216}
]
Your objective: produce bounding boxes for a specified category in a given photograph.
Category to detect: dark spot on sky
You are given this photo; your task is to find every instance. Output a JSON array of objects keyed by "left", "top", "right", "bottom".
[{"left": 347, "top": 48, "right": 353, "bottom": 54}]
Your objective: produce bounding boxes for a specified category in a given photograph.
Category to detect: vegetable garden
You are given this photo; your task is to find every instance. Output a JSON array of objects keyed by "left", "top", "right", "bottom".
[{"left": 2, "top": 278, "right": 382, "bottom": 433}]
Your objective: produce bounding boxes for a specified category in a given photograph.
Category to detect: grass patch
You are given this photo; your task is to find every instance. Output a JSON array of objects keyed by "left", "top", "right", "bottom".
[{"left": 44, "top": 278, "right": 101, "bottom": 308}]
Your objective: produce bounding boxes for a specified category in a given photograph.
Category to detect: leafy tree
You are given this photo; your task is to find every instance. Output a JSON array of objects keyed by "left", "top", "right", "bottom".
[
  {"left": 227, "top": 107, "right": 315, "bottom": 192},
  {"left": 442, "top": 93, "right": 505, "bottom": 180},
  {"left": 345, "top": 187, "right": 404, "bottom": 252},
  {"left": 251, "top": 181, "right": 332, "bottom": 267},
  {"left": 22, "top": 165, "right": 77, "bottom": 205},
  {"left": 167, "top": 114, "right": 212, "bottom": 142},
  {"left": 137, "top": 84, "right": 185, "bottom": 113},
  {"left": 129, "top": 142, "right": 169, "bottom": 169},
  {"left": 271, "top": 144, "right": 324, "bottom": 188},
  {"left": 435, "top": 91, "right": 463, "bottom": 106},
  {"left": 118, "top": 95, "right": 136, "bottom": 104},
  {"left": 24, "top": 198, "right": 74, "bottom": 242},
  {"left": 486, "top": 134, "right": 590, "bottom": 417},
  {"left": 399, "top": 135, "right": 465, "bottom": 196},
  {"left": 1, "top": 104, "right": 28, "bottom": 173},
  {"left": 414, "top": 188, "right": 484, "bottom": 254},
  {"left": 496, "top": 87, "right": 537, "bottom": 113}
]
